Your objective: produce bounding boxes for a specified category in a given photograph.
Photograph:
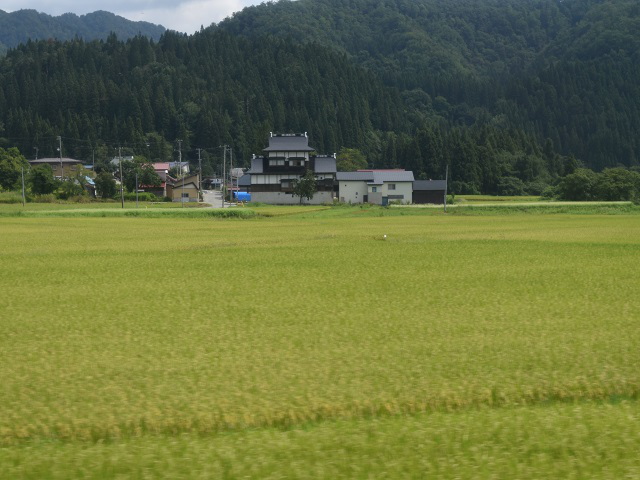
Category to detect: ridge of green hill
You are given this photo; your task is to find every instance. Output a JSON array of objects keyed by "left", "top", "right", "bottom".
[{"left": 0, "top": 9, "right": 165, "bottom": 49}]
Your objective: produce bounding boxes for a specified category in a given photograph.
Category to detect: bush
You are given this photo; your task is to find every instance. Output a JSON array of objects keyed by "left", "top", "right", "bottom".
[
  {"left": 540, "top": 186, "right": 557, "bottom": 200},
  {"left": 496, "top": 176, "right": 526, "bottom": 196},
  {"left": 450, "top": 181, "right": 480, "bottom": 195},
  {"left": 123, "top": 192, "right": 157, "bottom": 202},
  {"left": 57, "top": 180, "right": 86, "bottom": 200},
  {"left": 0, "top": 191, "right": 25, "bottom": 204},
  {"left": 525, "top": 180, "right": 550, "bottom": 196},
  {"left": 556, "top": 168, "right": 597, "bottom": 201},
  {"left": 32, "top": 194, "right": 57, "bottom": 203},
  {"left": 66, "top": 195, "right": 92, "bottom": 203},
  {"left": 556, "top": 167, "right": 640, "bottom": 201},
  {"left": 594, "top": 168, "right": 640, "bottom": 201}
]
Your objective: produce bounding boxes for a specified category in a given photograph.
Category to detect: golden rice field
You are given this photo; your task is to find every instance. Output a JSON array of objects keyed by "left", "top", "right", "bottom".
[{"left": 1, "top": 204, "right": 640, "bottom": 478}]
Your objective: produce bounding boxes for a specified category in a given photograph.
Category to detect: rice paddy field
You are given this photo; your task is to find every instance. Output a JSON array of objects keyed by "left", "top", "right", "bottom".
[{"left": 1, "top": 203, "right": 640, "bottom": 478}]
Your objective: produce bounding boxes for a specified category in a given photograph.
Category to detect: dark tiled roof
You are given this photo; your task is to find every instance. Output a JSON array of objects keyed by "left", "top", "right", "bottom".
[
  {"left": 29, "top": 157, "right": 82, "bottom": 164},
  {"left": 314, "top": 156, "right": 337, "bottom": 173},
  {"left": 238, "top": 174, "right": 251, "bottom": 187},
  {"left": 413, "top": 180, "right": 447, "bottom": 191},
  {"left": 336, "top": 171, "right": 415, "bottom": 183},
  {"left": 247, "top": 157, "right": 264, "bottom": 174},
  {"left": 336, "top": 171, "right": 373, "bottom": 181},
  {"left": 264, "top": 134, "right": 314, "bottom": 152},
  {"left": 371, "top": 171, "right": 414, "bottom": 183}
]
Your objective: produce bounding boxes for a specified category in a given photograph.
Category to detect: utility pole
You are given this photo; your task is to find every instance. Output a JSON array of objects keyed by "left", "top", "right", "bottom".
[
  {"left": 57, "top": 136, "right": 64, "bottom": 179},
  {"left": 229, "top": 147, "right": 233, "bottom": 203},
  {"left": 444, "top": 164, "right": 448, "bottom": 213},
  {"left": 119, "top": 146, "right": 125, "bottom": 209},
  {"left": 135, "top": 171, "right": 139, "bottom": 208},
  {"left": 177, "top": 140, "right": 183, "bottom": 169},
  {"left": 177, "top": 140, "right": 184, "bottom": 208},
  {"left": 21, "top": 166, "right": 26, "bottom": 207},
  {"left": 222, "top": 145, "right": 227, "bottom": 208},
  {"left": 197, "top": 148, "right": 203, "bottom": 200},
  {"left": 33, "top": 147, "right": 38, "bottom": 160}
]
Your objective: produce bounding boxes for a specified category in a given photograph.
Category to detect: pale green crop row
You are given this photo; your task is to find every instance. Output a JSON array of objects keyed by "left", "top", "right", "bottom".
[{"left": 2, "top": 401, "right": 639, "bottom": 479}]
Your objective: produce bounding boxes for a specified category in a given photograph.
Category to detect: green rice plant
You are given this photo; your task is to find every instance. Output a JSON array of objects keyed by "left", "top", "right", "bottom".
[
  {"left": 2, "top": 402, "right": 639, "bottom": 479},
  {"left": 1, "top": 210, "right": 640, "bottom": 476}
]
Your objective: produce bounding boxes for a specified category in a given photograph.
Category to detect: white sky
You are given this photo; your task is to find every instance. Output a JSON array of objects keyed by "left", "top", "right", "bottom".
[{"left": 0, "top": 0, "right": 262, "bottom": 34}]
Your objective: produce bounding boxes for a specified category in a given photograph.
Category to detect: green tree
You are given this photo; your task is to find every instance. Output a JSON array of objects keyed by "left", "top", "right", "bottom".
[
  {"left": 292, "top": 169, "right": 317, "bottom": 204},
  {"left": 594, "top": 168, "right": 640, "bottom": 201},
  {"left": 556, "top": 168, "right": 597, "bottom": 201},
  {"left": 57, "top": 179, "right": 86, "bottom": 199},
  {"left": 336, "top": 147, "right": 368, "bottom": 171},
  {"left": 28, "top": 164, "right": 58, "bottom": 195},
  {"left": 0, "top": 147, "right": 28, "bottom": 190},
  {"left": 121, "top": 157, "right": 161, "bottom": 192},
  {"left": 496, "top": 176, "right": 526, "bottom": 196},
  {"left": 94, "top": 171, "right": 117, "bottom": 198}
]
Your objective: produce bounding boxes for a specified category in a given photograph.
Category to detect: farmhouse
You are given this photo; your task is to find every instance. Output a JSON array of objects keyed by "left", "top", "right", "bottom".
[
  {"left": 241, "top": 132, "right": 446, "bottom": 205},
  {"left": 28, "top": 157, "right": 83, "bottom": 179},
  {"left": 337, "top": 169, "right": 414, "bottom": 205},
  {"left": 247, "top": 133, "right": 337, "bottom": 205}
]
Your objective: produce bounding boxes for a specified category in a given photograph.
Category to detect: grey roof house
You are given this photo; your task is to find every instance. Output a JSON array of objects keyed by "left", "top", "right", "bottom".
[{"left": 337, "top": 170, "right": 415, "bottom": 205}]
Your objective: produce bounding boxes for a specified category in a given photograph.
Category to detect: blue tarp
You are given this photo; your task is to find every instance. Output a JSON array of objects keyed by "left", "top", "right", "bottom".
[{"left": 234, "top": 192, "right": 251, "bottom": 202}]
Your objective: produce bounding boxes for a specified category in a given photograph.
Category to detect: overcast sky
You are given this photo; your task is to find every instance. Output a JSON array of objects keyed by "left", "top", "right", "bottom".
[{"left": 1, "top": 0, "right": 262, "bottom": 34}]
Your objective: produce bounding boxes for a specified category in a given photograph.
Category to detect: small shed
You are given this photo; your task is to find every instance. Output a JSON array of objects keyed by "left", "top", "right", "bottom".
[{"left": 413, "top": 180, "right": 447, "bottom": 205}]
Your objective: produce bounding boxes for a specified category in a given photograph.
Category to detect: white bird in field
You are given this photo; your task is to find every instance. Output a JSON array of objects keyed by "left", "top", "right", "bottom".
[{"left": 383, "top": 234, "right": 387, "bottom": 240}]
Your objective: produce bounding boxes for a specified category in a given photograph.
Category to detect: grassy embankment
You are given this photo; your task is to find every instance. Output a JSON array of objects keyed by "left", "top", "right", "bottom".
[{"left": 1, "top": 203, "right": 639, "bottom": 477}]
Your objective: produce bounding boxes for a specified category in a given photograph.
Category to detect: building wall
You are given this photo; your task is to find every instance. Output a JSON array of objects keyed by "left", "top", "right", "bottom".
[
  {"left": 252, "top": 174, "right": 301, "bottom": 185},
  {"left": 339, "top": 181, "right": 413, "bottom": 204},
  {"left": 38, "top": 162, "right": 81, "bottom": 177},
  {"left": 170, "top": 185, "right": 199, "bottom": 202},
  {"left": 381, "top": 182, "right": 413, "bottom": 204},
  {"left": 413, "top": 190, "right": 445, "bottom": 204},
  {"left": 339, "top": 181, "right": 368, "bottom": 203},
  {"left": 367, "top": 191, "right": 383, "bottom": 204},
  {"left": 251, "top": 191, "right": 333, "bottom": 205}
]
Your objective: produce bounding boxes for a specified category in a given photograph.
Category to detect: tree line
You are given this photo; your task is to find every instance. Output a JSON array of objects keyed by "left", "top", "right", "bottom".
[{"left": 2, "top": 0, "right": 639, "bottom": 195}]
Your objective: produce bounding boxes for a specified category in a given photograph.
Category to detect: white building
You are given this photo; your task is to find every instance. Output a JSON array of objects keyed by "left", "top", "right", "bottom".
[{"left": 337, "top": 170, "right": 414, "bottom": 205}]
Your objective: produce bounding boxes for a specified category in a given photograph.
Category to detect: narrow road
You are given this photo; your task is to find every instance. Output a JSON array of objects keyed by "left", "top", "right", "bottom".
[{"left": 201, "top": 189, "right": 226, "bottom": 208}]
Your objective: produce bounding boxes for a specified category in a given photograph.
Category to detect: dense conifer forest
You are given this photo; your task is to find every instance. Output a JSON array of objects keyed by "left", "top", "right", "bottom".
[{"left": 0, "top": 0, "right": 638, "bottom": 194}]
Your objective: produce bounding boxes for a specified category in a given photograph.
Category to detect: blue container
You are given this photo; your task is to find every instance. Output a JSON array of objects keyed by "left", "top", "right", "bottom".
[{"left": 235, "top": 192, "right": 251, "bottom": 202}]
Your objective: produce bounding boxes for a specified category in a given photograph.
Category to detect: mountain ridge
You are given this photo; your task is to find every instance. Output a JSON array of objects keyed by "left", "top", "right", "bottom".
[{"left": 0, "top": 9, "right": 166, "bottom": 53}]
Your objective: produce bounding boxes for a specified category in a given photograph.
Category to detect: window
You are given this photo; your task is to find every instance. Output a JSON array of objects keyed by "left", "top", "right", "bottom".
[
  {"left": 182, "top": 193, "right": 189, "bottom": 198},
  {"left": 281, "top": 179, "right": 296, "bottom": 191},
  {"left": 388, "top": 184, "right": 396, "bottom": 190},
  {"left": 269, "top": 159, "right": 285, "bottom": 166},
  {"left": 372, "top": 186, "right": 377, "bottom": 193}
]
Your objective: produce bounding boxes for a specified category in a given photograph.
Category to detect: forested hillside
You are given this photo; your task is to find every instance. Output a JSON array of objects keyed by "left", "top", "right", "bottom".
[
  {"left": 219, "top": 0, "right": 640, "bottom": 170},
  {"left": 0, "top": 9, "right": 165, "bottom": 52},
  {"left": 0, "top": 0, "right": 638, "bottom": 194},
  {"left": 0, "top": 31, "right": 409, "bottom": 173}
]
